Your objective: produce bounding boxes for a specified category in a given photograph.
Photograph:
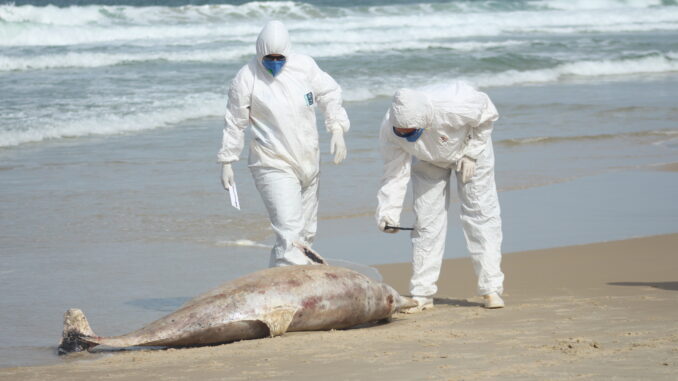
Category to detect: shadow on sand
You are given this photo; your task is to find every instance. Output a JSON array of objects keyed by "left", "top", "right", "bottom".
[
  {"left": 608, "top": 281, "right": 678, "bottom": 291},
  {"left": 433, "top": 297, "right": 483, "bottom": 307}
]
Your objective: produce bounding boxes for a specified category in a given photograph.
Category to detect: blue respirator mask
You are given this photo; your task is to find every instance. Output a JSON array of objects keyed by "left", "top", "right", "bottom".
[
  {"left": 393, "top": 126, "right": 424, "bottom": 142},
  {"left": 262, "top": 55, "right": 286, "bottom": 77}
]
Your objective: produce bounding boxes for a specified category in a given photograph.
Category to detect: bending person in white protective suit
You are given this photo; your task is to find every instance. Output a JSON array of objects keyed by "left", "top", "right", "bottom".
[
  {"left": 218, "top": 21, "right": 350, "bottom": 267},
  {"left": 376, "top": 82, "right": 505, "bottom": 312}
]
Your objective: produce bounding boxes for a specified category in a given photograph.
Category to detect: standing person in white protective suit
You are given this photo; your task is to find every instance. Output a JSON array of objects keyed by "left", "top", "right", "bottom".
[
  {"left": 218, "top": 21, "right": 350, "bottom": 267},
  {"left": 376, "top": 82, "right": 505, "bottom": 312}
]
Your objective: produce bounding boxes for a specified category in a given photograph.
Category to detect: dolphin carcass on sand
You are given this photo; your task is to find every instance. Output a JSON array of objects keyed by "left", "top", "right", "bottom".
[{"left": 58, "top": 247, "right": 415, "bottom": 354}]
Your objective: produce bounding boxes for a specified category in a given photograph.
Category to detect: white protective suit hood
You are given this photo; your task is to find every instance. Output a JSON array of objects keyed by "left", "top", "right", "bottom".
[
  {"left": 389, "top": 88, "right": 433, "bottom": 129},
  {"left": 256, "top": 21, "right": 291, "bottom": 70}
]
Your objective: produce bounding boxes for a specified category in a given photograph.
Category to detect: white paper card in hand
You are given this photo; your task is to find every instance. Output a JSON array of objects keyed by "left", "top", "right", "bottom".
[{"left": 228, "top": 182, "right": 240, "bottom": 210}]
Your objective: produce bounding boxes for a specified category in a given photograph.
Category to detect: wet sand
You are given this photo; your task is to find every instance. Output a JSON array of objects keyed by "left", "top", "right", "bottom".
[
  {"left": 1, "top": 233, "right": 676, "bottom": 380},
  {"left": 654, "top": 162, "right": 678, "bottom": 172}
]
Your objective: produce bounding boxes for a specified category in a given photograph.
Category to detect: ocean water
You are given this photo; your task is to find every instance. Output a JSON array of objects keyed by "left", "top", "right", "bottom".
[
  {"left": 1, "top": 0, "right": 677, "bottom": 368},
  {"left": 2, "top": 0, "right": 678, "bottom": 147}
]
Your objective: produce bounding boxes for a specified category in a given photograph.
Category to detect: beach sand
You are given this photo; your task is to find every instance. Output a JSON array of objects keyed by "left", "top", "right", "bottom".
[{"left": 1, "top": 233, "right": 675, "bottom": 380}]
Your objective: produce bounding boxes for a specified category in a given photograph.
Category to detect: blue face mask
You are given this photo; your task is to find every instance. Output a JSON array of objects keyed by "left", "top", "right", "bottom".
[
  {"left": 393, "top": 126, "right": 424, "bottom": 142},
  {"left": 262, "top": 57, "right": 286, "bottom": 77}
]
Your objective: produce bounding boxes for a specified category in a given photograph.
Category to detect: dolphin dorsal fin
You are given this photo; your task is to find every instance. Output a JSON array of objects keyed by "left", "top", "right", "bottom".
[
  {"left": 292, "top": 242, "right": 327, "bottom": 265},
  {"left": 259, "top": 306, "right": 297, "bottom": 337}
]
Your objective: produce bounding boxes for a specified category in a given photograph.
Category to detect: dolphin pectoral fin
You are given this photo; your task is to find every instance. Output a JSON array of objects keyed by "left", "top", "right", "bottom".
[{"left": 258, "top": 307, "right": 297, "bottom": 337}]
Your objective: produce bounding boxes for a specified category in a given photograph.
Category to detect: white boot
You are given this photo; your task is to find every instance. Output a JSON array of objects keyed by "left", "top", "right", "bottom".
[
  {"left": 483, "top": 293, "right": 505, "bottom": 309},
  {"left": 400, "top": 296, "right": 434, "bottom": 314}
]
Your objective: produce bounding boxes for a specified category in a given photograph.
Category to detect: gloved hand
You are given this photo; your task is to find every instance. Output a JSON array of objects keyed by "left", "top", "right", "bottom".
[
  {"left": 330, "top": 128, "right": 347, "bottom": 164},
  {"left": 456, "top": 156, "right": 476, "bottom": 184},
  {"left": 221, "top": 163, "right": 235, "bottom": 190},
  {"left": 378, "top": 216, "right": 398, "bottom": 234}
]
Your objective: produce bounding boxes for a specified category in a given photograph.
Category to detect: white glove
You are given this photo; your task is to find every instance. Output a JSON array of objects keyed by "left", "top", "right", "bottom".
[
  {"left": 221, "top": 163, "right": 235, "bottom": 190},
  {"left": 378, "top": 216, "right": 398, "bottom": 234},
  {"left": 330, "top": 129, "right": 347, "bottom": 165},
  {"left": 456, "top": 156, "right": 476, "bottom": 184}
]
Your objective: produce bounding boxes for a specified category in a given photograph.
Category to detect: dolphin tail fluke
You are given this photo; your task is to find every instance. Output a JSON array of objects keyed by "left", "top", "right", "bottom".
[{"left": 57, "top": 308, "right": 99, "bottom": 355}]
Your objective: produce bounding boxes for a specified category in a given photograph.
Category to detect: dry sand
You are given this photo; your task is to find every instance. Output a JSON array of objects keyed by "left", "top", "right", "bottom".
[{"left": 1, "top": 234, "right": 676, "bottom": 380}]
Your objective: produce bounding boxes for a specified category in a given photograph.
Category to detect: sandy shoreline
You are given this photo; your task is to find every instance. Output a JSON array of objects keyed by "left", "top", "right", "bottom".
[{"left": 1, "top": 233, "right": 676, "bottom": 380}]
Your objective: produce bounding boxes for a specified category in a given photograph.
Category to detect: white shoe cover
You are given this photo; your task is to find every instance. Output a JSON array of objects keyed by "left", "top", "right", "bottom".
[
  {"left": 483, "top": 293, "right": 505, "bottom": 309},
  {"left": 400, "top": 297, "right": 434, "bottom": 314}
]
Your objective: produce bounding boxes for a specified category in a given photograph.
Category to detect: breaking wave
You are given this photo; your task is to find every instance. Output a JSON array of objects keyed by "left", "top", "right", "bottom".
[
  {"left": 0, "top": 40, "right": 531, "bottom": 71},
  {"left": 342, "top": 53, "right": 678, "bottom": 101},
  {"left": 0, "top": 93, "right": 224, "bottom": 147},
  {"left": 0, "top": 49, "right": 251, "bottom": 71},
  {"left": 1, "top": 1, "right": 677, "bottom": 47}
]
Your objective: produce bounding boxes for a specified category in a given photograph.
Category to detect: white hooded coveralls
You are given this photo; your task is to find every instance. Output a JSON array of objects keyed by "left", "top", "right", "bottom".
[
  {"left": 218, "top": 21, "right": 350, "bottom": 267},
  {"left": 376, "top": 82, "right": 504, "bottom": 297}
]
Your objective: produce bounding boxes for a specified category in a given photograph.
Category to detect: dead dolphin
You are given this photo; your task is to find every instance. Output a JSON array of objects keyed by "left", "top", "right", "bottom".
[{"left": 58, "top": 265, "right": 415, "bottom": 354}]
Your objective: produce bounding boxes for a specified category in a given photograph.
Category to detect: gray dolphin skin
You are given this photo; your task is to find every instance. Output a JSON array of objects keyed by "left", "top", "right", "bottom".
[{"left": 58, "top": 264, "right": 416, "bottom": 355}]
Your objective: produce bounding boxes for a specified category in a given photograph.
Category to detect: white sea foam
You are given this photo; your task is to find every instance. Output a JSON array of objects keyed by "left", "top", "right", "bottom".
[
  {"left": 297, "top": 9, "right": 678, "bottom": 44},
  {"left": 0, "top": 40, "right": 528, "bottom": 72},
  {"left": 466, "top": 54, "right": 678, "bottom": 87},
  {"left": 1, "top": 2, "right": 677, "bottom": 47},
  {"left": 0, "top": 48, "right": 252, "bottom": 71},
  {"left": 0, "top": 2, "right": 313, "bottom": 26},
  {"left": 0, "top": 22, "right": 260, "bottom": 47},
  {"left": 0, "top": 0, "right": 665, "bottom": 30},
  {"left": 559, "top": 55, "right": 678, "bottom": 77},
  {"left": 216, "top": 239, "right": 269, "bottom": 248},
  {"left": 0, "top": 4, "right": 107, "bottom": 26},
  {"left": 296, "top": 39, "right": 531, "bottom": 58},
  {"left": 536, "top": 0, "right": 663, "bottom": 10}
]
